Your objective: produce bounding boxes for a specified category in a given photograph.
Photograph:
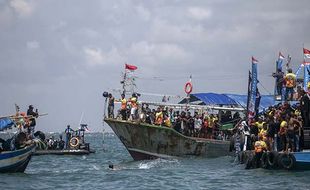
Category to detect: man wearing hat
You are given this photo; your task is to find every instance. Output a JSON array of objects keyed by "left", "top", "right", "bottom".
[{"left": 27, "top": 105, "right": 39, "bottom": 137}]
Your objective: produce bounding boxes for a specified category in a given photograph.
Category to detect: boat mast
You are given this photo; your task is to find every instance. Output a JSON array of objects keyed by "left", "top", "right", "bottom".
[{"left": 120, "top": 68, "right": 137, "bottom": 96}]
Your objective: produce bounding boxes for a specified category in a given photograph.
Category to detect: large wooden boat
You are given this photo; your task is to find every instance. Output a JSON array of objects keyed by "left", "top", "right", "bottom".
[{"left": 104, "top": 118, "right": 233, "bottom": 160}]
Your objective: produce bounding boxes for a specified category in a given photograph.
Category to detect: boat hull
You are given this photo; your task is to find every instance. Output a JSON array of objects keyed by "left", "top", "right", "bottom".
[
  {"left": 0, "top": 145, "right": 36, "bottom": 173},
  {"left": 292, "top": 151, "right": 310, "bottom": 170},
  {"left": 105, "top": 118, "right": 232, "bottom": 160}
]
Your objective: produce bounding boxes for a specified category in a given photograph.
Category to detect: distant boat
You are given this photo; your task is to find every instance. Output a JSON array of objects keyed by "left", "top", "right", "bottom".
[
  {"left": 104, "top": 118, "right": 234, "bottom": 160},
  {"left": 0, "top": 145, "right": 36, "bottom": 173}
]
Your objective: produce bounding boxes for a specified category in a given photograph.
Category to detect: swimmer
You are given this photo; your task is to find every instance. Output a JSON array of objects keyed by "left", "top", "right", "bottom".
[
  {"left": 108, "top": 164, "right": 120, "bottom": 170},
  {"left": 108, "top": 164, "right": 114, "bottom": 169}
]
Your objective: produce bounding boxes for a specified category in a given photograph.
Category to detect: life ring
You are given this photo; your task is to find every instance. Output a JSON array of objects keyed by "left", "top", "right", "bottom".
[
  {"left": 69, "top": 137, "right": 80, "bottom": 148},
  {"left": 184, "top": 82, "right": 193, "bottom": 94},
  {"left": 260, "top": 152, "right": 269, "bottom": 169},
  {"left": 278, "top": 153, "right": 296, "bottom": 170},
  {"left": 267, "top": 151, "right": 279, "bottom": 168}
]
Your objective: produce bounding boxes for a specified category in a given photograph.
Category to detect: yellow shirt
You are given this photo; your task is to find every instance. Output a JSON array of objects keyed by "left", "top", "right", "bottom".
[
  {"left": 155, "top": 112, "right": 163, "bottom": 125},
  {"left": 164, "top": 118, "right": 171, "bottom": 127},
  {"left": 255, "top": 121, "right": 265, "bottom": 130},
  {"left": 280, "top": 121, "right": 287, "bottom": 128}
]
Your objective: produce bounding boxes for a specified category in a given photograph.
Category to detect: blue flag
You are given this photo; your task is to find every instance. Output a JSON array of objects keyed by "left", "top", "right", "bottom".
[{"left": 248, "top": 57, "right": 258, "bottom": 119}]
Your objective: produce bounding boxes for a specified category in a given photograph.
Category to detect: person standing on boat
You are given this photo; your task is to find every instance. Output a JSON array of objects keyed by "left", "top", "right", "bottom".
[
  {"left": 155, "top": 107, "right": 163, "bottom": 125},
  {"left": 27, "top": 105, "right": 38, "bottom": 137},
  {"left": 284, "top": 68, "right": 296, "bottom": 101},
  {"left": 300, "top": 84, "right": 310, "bottom": 128},
  {"left": 65, "top": 125, "right": 74, "bottom": 149},
  {"left": 272, "top": 68, "right": 284, "bottom": 96},
  {"left": 119, "top": 94, "right": 127, "bottom": 120},
  {"left": 129, "top": 93, "right": 138, "bottom": 121},
  {"left": 194, "top": 114, "right": 202, "bottom": 137},
  {"left": 254, "top": 135, "right": 267, "bottom": 168},
  {"left": 108, "top": 93, "right": 115, "bottom": 118}
]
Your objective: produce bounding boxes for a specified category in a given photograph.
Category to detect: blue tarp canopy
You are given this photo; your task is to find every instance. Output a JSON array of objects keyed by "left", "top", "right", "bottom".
[
  {"left": 0, "top": 118, "right": 14, "bottom": 131},
  {"left": 179, "top": 93, "right": 275, "bottom": 112}
]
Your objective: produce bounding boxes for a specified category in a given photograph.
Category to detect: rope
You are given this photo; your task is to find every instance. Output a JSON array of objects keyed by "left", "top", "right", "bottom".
[{"left": 258, "top": 83, "right": 273, "bottom": 96}]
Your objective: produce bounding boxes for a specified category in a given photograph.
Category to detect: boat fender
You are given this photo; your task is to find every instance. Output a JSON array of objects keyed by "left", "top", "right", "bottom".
[
  {"left": 278, "top": 153, "right": 296, "bottom": 170},
  {"left": 267, "top": 151, "right": 279, "bottom": 168},
  {"left": 184, "top": 82, "right": 193, "bottom": 94},
  {"left": 260, "top": 152, "right": 269, "bottom": 169},
  {"left": 69, "top": 137, "right": 80, "bottom": 148}
]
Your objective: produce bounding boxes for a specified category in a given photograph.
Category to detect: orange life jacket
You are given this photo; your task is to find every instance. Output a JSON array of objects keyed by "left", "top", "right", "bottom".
[
  {"left": 130, "top": 97, "right": 137, "bottom": 108},
  {"left": 121, "top": 98, "right": 127, "bottom": 110},
  {"left": 254, "top": 140, "right": 266, "bottom": 153},
  {"left": 285, "top": 73, "right": 296, "bottom": 88}
]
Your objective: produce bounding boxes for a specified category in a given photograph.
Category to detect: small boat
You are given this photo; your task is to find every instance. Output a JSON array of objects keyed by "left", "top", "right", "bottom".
[
  {"left": 33, "top": 124, "right": 95, "bottom": 156},
  {"left": 0, "top": 144, "right": 36, "bottom": 173}
]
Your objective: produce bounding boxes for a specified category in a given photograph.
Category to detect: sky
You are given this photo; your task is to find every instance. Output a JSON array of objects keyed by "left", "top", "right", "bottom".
[{"left": 0, "top": 0, "right": 310, "bottom": 132}]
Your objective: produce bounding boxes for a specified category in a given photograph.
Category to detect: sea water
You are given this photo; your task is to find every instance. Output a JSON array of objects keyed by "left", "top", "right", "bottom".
[{"left": 0, "top": 133, "right": 309, "bottom": 190}]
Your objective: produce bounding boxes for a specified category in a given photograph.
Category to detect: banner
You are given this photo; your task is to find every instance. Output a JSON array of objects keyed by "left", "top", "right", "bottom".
[
  {"left": 246, "top": 70, "right": 251, "bottom": 118},
  {"left": 247, "top": 57, "right": 258, "bottom": 119},
  {"left": 304, "top": 62, "right": 310, "bottom": 90}
]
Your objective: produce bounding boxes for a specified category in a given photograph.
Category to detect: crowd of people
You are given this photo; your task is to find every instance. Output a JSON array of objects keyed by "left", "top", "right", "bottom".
[
  {"left": 45, "top": 135, "right": 65, "bottom": 150},
  {"left": 235, "top": 85, "right": 310, "bottom": 155}
]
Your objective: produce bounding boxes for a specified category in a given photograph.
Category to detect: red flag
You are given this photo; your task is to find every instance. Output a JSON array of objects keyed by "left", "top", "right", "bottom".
[
  {"left": 252, "top": 56, "right": 258, "bottom": 64},
  {"left": 125, "top": 63, "right": 137, "bottom": 71},
  {"left": 303, "top": 48, "right": 310, "bottom": 59}
]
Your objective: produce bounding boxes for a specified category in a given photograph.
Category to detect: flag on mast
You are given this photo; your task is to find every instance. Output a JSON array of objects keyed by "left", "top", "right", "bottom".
[
  {"left": 277, "top": 52, "right": 285, "bottom": 70},
  {"left": 125, "top": 63, "right": 138, "bottom": 71},
  {"left": 279, "top": 52, "right": 285, "bottom": 60},
  {"left": 304, "top": 48, "right": 310, "bottom": 59}
]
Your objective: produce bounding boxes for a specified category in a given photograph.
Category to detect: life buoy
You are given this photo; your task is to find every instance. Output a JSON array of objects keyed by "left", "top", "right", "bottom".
[
  {"left": 184, "top": 82, "right": 193, "bottom": 94},
  {"left": 69, "top": 137, "right": 80, "bottom": 148},
  {"left": 267, "top": 151, "right": 279, "bottom": 168},
  {"left": 278, "top": 153, "right": 296, "bottom": 170},
  {"left": 260, "top": 152, "right": 269, "bottom": 169}
]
